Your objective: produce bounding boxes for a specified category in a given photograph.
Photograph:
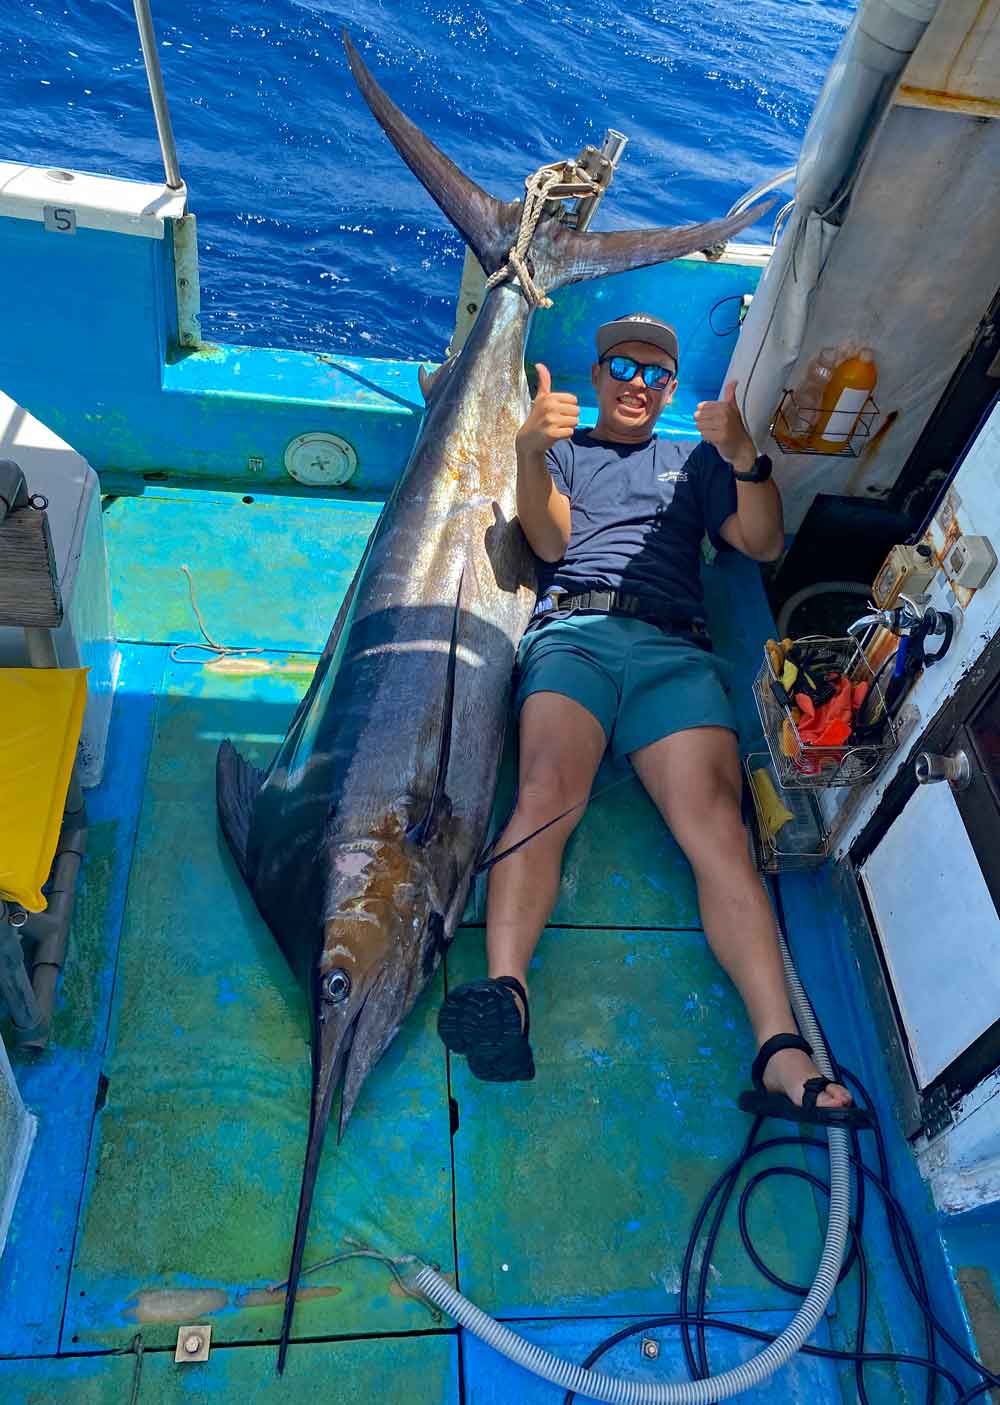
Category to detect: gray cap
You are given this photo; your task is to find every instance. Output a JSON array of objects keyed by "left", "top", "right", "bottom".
[{"left": 596, "top": 312, "right": 679, "bottom": 371}]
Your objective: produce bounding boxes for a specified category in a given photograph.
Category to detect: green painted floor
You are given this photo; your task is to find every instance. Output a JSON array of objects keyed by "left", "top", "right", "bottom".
[
  {"left": 64, "top": 648, "right": 821, "bottom": 1356},
  {"left": 0, "top": 1336, "right": 459, "bottom": 1404},
  {"left": 4, "top": 488, "right": 855, "bottom": 1401}
]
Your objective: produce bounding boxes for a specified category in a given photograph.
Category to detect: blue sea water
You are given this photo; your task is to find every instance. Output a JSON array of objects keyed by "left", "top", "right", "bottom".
[{"left": 1, "top": 0, "right": 853, "bottom": 361}]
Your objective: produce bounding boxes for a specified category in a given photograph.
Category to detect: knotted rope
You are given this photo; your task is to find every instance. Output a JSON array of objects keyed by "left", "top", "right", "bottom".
[
  {"left": 485, "top": 162, "right": 599, "bottom": 309},
  {"left": 170, "top": 563, "right": 265, "bottom": 665}
]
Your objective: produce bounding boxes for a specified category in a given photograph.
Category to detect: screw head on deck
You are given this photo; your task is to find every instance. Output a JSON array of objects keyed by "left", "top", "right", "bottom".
[
  {"left": 641, "top": 1336, "right": 660, "bottom": 1360},
  {"left": 174, "top": 1325, "right": 212, "bottom": 1362}
]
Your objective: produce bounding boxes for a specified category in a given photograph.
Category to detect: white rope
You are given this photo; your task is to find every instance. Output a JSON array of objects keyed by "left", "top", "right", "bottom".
[
  {"left": 485, "top": 163, "right": 598, "bottom": 309},
  {"left": 170, "top": 564, "right": 265, "bottom": 665}
]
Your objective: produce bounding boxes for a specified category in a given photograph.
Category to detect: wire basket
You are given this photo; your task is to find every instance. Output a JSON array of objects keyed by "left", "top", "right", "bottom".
[
  {"left": 744, "top": 753, "right": 829, "bottom": 873},
  {"left": 770, "top": 390, "right": 879, "bottom": 458},
  {"left": 753, "top": 635, "right": 897, "bottom": 789}
]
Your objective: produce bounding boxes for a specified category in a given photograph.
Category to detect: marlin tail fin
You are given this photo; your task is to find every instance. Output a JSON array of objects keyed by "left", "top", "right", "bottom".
[{"left": 343, "top": 33, "right": 774, "bottom": 296}]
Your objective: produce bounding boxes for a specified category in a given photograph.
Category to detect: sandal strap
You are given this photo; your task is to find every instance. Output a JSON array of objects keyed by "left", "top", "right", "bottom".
[
  {"left": 492, "top": 976, "right": 530, "bottom": 1037},
  {"left": 750, "top": 1032, "right": 813, "bottom": 1091},
  {"left": 801, "top": 1076, "right": 831, "bottom": 1113}
]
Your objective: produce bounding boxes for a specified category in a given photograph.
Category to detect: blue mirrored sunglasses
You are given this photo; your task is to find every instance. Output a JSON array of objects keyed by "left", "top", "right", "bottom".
[{"left": 600, "top": 354, "right": 676, "bottom": 390}]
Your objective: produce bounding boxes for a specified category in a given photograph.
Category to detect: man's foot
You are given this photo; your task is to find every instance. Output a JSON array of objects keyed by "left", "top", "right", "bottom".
[
  {"left": 437, "top": 976, "right": 535, "bottom": 1082},
  {"left": 737, "top": 1033, "right": 871, "bottom": 1128},
  {"left": 762, "top": 1043, "right": 853, "bottom": 1112}
]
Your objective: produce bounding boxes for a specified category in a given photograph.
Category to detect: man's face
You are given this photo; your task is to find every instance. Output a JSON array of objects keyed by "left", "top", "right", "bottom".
[{"left": 591, "top": 339, "right": 677, "bottom": 441}]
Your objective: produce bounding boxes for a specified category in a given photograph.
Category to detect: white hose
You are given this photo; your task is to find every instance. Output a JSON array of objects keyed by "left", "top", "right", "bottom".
[{"left": 407, "top": 920, "right": 851, "bottom": 1401}]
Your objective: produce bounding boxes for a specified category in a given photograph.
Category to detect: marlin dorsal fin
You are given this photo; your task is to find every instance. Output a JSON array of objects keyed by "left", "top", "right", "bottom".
[{"left": 409, "top": 569, "right": 464, "bottom": 846}]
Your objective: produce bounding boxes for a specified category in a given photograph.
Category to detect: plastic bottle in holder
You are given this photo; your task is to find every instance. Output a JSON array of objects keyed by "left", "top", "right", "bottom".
[
  {"left": 772, "top": 348, "right": 836, "bottom": 451},
  {"left": 809, "top": 348, "right": 877, "bottom": 453}
]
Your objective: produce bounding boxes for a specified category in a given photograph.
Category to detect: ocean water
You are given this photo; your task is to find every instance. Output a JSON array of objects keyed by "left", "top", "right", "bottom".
[{"left": 1, "top": 0, "right": 852, "bottom": 361}]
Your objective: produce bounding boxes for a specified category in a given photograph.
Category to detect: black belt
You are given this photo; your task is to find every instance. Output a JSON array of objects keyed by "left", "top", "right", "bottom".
[{"left": 528, "top": 590, "right": 711, "bottom": 648}]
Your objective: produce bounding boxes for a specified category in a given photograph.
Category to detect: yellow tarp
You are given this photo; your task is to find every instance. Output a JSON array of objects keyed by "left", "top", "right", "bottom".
[{"left": 0, "top": 667, "right": 87, "bottom": 912}]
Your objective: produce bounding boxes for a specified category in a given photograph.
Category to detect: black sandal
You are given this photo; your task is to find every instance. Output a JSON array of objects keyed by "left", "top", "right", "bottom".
[
  {"left": 737, "top": 1033, "right": 871, "bottom": 1129},
  {"left": 437, "top": 976, "right": 535, "bottom": 1082}
]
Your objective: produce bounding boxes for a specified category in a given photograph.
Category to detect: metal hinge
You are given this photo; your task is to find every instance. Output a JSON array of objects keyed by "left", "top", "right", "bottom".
[{"left": 921, "top": 1084, "right": 955, "bottom": 1140}]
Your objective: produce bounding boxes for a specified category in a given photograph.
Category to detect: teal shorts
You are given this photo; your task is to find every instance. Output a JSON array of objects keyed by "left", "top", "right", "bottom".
[{"left": 514, "top": 613, "right": 738, "bottom": 761}]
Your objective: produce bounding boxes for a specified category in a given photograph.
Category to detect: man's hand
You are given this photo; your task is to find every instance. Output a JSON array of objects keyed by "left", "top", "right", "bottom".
[
  {"left": 516, "top": 363, "right": 579, "bottom": 456},
  {"left": 694, "top": 380, "right": 756, "bottom": 473}
]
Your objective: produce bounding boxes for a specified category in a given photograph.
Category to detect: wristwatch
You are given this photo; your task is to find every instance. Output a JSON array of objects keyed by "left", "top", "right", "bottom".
[{"left": 732, "top": 453, "right": 773, "bottom": 483}]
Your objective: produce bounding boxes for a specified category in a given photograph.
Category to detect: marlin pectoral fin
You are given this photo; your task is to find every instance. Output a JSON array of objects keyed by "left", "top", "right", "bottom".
[
  {"left": 216, "top": 741, "right": 264, "bottom": 882},
  {"left": 409, "top": 569, "right": 464, "bottom": 847},
  {"left": 343, "top": 33, "right": 517, "bottom": 276}
]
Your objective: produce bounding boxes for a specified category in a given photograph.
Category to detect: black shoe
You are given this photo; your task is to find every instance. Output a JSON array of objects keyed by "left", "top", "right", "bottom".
[{"left": 437, "top": 976, "right": 535, "bottom": 1082}]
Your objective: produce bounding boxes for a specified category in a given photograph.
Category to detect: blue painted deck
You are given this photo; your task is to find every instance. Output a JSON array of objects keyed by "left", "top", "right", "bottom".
[{"left": 1, "top": 482, "right": 990, "bottom": 1402}]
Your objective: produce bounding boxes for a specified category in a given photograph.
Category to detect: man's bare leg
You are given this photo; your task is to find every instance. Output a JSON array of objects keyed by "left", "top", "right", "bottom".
[
  {"left": 630, "top": 726, "right": 853, "bottom": 1111},
  {"left": 485, "top": 690, "right": 607, "bottom": 1023}
]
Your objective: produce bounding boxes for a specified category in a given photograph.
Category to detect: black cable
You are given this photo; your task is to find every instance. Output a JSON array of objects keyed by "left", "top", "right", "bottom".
[
  {"left": 563, "top": 1120, "right": 994, "bottom": 1405},
  {"left": 562, "top": 1313, "right": 967, "bottom": 1404},
  {"left": 707, "top": 293, "right": 746, "bottom": 338},
  {"left": 560, "top": 890, "right": 999, "bottom": 1405}
]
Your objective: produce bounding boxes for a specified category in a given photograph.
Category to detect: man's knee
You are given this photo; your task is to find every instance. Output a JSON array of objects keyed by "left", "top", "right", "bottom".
[
  {"left": 680, "top": 764, "right": 747, "bottom": 850},
  {"left": 515, "top": 757, "right": 587, "bottom": 827}
]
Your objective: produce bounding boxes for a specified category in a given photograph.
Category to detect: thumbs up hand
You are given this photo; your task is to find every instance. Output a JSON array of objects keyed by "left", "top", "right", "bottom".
[
  {"left": 516, "top": 363, "right": 580, "bottom": 456},
  {"left": 694, "top": 380, "right": 756, "bottom": 472}
]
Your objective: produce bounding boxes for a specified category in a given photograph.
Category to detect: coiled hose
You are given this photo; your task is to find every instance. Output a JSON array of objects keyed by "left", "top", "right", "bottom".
[{"left": 406, "top": 920, "right": 851, "bottom": 1402}]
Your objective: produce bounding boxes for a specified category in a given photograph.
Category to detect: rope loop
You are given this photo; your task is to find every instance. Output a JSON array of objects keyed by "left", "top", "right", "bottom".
[{"left": 485, "top": 161, "right": 600, "bottom": 309}]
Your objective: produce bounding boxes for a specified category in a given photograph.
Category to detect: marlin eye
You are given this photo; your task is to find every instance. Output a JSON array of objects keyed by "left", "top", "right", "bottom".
[{"left": 323, "top": 968, "right": 352, "bottom": 1003}]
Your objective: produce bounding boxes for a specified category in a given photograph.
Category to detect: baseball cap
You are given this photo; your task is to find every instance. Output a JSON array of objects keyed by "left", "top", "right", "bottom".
[{"left": 596, "top": 312, "right": 679, "bottom": 372}]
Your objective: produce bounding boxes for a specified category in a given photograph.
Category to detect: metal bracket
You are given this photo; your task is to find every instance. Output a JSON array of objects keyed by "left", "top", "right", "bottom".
[
  {"left": 174, "top": 1324, "right": 212, "bottom": 1363},
  {"left": 921, "top": 1084, "right": 955, "bottom": 1141},
  {"left": 172, "top": 214, "right": 202, "bottom": 349}
]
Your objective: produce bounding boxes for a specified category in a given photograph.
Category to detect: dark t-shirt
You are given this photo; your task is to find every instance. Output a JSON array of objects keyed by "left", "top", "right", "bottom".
[{"left": 535, "top": 431, "right": 738, "bottom": 622}]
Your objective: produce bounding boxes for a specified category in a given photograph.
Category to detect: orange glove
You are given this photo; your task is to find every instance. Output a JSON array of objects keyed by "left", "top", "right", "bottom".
[{"left": 797, "top": 675, "right": 853, "bottom": 747}]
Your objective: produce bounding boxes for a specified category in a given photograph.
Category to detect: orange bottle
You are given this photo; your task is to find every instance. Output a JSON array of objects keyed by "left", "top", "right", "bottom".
[{"left": 808, "top": 348, "right": 877, "bottom": 453}]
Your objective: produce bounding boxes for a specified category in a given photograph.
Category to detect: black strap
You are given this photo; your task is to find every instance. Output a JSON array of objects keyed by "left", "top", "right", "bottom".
[
  {"left": 801, "top": 1076, "right": 833, "bottom": 1113},
  {"left": 492, "top": 976, "right": 530, "bottom": 1038},
  {"left": 530, "top": 590, "right": 711, "bottom": 649},
  {"left": 750, "top": 1032, "right": 813, "bottom": 1091}
]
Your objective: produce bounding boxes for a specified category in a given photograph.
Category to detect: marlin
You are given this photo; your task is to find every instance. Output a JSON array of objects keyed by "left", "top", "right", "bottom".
[{"left": 216, "top": 31, "right": 769, "bottom": 1372}]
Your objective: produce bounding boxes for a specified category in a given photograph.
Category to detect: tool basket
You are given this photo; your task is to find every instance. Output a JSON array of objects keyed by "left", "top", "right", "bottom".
[
  {"left": 744, "top": 753, "right": 829, "bottom": 873},
  {"left": 753, "top": 634, "right": 897, "bottom": 789}
]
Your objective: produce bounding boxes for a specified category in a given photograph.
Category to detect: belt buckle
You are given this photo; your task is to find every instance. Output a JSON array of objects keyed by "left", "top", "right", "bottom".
[{"left": 533, "top": 589, "right": 567, "bottom": 619}]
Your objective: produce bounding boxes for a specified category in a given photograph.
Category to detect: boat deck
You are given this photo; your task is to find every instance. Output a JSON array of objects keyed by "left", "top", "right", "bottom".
[{"left": 0, "top": 484, "right": 986, "bottom": 1402}]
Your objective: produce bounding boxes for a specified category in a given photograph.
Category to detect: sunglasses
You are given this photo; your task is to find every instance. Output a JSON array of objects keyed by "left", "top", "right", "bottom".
[{"left": 600, "top": 354, "right": 676, "bottom": 391}]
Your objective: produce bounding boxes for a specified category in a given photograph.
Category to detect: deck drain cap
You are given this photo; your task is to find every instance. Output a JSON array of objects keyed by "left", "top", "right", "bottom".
[{"left": 284, "top": 432, "right": 357, "bottom": 487}]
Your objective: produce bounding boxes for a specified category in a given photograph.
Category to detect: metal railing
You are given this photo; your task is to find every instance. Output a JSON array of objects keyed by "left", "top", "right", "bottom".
[
  {"left": 132, "top": 0, "right": 182, "bottom": 189},
  {"left": 727, "top": 165, "right": 796, "bottom": 246}
]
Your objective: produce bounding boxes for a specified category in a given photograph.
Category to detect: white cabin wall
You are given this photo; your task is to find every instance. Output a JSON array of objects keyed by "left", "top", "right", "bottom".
[{"left": 822, "top": 399, "right": 1000, "bottom": 851}]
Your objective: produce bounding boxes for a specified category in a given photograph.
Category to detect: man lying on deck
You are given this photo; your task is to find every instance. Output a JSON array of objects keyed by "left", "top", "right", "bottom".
[{"left": 437, "top": 311, "right": 865, "bottom": 1128}]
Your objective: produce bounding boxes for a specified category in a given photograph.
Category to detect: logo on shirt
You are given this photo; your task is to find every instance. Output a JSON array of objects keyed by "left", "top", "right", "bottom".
[{"left": 657, "top": 469, "right": 689, "bottom": 484}]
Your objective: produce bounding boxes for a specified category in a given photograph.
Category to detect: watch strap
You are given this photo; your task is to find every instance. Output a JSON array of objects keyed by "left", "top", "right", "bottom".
[{"left": 732, "top": 453, "right": 773, "bottom": 483}]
